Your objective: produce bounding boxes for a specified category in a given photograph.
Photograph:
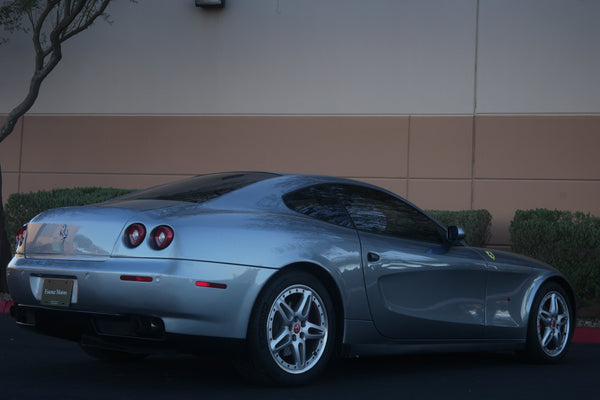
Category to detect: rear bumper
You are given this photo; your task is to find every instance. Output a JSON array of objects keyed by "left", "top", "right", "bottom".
[
  {"left": 12, "top": 304, "right": 245, "bottom": 355},
  {"left": 7, "top": 256, "right": 276, "bottom": 340},
  {"left": 13, "top": 304, "right": 165, "bottom": 342}
]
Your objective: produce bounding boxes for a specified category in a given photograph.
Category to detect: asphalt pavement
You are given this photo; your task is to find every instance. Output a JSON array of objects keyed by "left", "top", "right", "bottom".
[{"left": 1, "top": 313, "right": 599, "bottom": 400}]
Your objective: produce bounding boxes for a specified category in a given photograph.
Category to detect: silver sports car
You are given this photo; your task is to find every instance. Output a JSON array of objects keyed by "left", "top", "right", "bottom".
[{"left": 7, "top": 172, "right": 575, "bottom": 385}]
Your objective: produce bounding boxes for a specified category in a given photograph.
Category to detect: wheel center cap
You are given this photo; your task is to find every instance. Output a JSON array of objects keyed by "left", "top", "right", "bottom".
[
  {"left": 293, "top": 323, "right": 301, "bottom": 334},
  {"left": 552, "top": 320, "right": 556, "bottom": 328}
]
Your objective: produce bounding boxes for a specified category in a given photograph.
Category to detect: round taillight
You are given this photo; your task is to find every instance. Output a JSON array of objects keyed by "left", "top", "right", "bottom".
[
  {"left": 151, "top": 225, "right": 174, "bottom": 250},
  {"left": 125, "top": 223, "right": 146, "bottom": 248},
  {"left": 15, "top": 224, "right": 28, "bottom": 248}
]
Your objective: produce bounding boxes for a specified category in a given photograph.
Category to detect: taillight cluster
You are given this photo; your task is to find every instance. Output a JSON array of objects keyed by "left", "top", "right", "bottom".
[
  {"left": 150, "top": 225, "right": 174, "bottom": 250},
  {"left": 15, "top": 224, "right": 28, "bottom": 248},
  {"left": 124, "top": 223, "right": 174, "bottom": 250},
  {"left": 125, "top": 223, "right": 146, "bottom": 247}
]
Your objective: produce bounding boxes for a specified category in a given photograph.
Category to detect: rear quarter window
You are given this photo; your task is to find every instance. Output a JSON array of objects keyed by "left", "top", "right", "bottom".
[{"left": 283, "top": 185, "right": 354, "bottom": 229}]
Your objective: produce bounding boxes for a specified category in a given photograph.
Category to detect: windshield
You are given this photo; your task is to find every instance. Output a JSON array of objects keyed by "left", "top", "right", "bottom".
[{"left": 117, "top": 172, "right": 279, "bottom": 204}]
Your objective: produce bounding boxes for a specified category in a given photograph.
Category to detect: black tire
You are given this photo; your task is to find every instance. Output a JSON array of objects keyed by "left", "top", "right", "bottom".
[
  {"left": 238, "top": 270, "right": 336, "bottom": 386},
  {"left": 80, "top": 344, "right": 147, "bottom": 362},
  {"left": 525, "top": 282, "right": 574, "bottom": 363}
]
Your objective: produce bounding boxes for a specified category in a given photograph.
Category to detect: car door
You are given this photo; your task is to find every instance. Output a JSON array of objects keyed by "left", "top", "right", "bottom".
[{"left": 333, "top": 184, "right": 487, "bottom": 340}]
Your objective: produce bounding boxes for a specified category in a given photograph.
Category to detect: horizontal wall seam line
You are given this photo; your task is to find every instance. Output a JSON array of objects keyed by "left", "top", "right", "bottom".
[
  {"left": 474, "top": 113, "right": 600, "bottom": 116},
  {"left": 408, "top": 178, "right": 473, "bottom": 181},
  {"left": 4, "top": 113, "right": 466, "bottom": 117},
  {"left": 17, "top": 172, "right": 410, "bottom": 180},
  {"left": 473, "top": 178, "right": 600, "bottom": 182},
  {"left": 15, "top": 172, "right": 600, "bottom": 183},
  {"left": 342, "top": 177, "right": 407, "bottom": 180},
  {"left": 18, "top": 172, "right": 197, "bottom": 177},
  {"left": 4, "top": 113, "right": 600, "bottom": 118}
]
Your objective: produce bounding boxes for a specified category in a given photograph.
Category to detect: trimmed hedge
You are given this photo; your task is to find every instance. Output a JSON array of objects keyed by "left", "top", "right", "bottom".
[
  {"left": 5, "top": 187, "right": 133, "bottom": 249},
  {"left": 427, "top": 209, "right": 492, "bottom": 248},
  {"left": 510, "top": 209, "right": 600, "bottom": 305}
]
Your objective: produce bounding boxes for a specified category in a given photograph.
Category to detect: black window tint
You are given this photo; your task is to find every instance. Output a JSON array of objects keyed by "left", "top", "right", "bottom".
[
  {"left": 283, "top": 185, "right": 354, "bottom": 229},
  {"left": 118, "top": 172, "right": 278, "bottom": 204},
  {"left": 335, "top": 185, "right": 443, "bottom": 243}
]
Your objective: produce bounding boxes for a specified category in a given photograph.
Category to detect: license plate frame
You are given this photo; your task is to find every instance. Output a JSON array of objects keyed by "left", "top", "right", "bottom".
[{"left": 41, "top": 279, "right": 74, "bottom": 307}]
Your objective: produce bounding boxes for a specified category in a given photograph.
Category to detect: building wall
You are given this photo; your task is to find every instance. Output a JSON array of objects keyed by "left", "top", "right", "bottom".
[
  {"left": 2, "top": 114, "right": 598, "bottom": 247},
  {"left": 1, "top": 0, "right": 599, "bottom": 247}
]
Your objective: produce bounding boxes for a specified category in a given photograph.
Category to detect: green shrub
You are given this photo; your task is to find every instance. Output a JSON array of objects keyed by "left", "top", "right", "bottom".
[
  {"left": 427, "top": 209, "right": 492, "bottom": 247},
  {"left": 4, "top": 187, "right": 133, "bottom": 249},
  {"left": 510, "top": 209, "right": 600, "bottom": 305}
]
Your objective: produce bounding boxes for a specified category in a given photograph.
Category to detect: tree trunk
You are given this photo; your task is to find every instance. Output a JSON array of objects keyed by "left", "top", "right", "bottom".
[
  {"left": 0, "top": 55, "right": 62, "bottom": 294},
  {"left": 0, "top": 0, "right": 117, "bottom": 293},
  {"left": 0, "top": 162, "right": 12, "bottom": 293}
]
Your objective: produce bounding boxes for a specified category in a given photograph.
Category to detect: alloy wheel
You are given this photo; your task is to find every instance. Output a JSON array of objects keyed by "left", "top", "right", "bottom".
[
  {"left": 535, "top": 291, "right": 570, "bottom": 357},
  {"left": 266, "top": 284, "right": 328, "bottom": 374}
]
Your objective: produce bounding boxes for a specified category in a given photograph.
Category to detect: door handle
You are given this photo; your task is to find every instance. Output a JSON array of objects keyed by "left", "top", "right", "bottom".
[{"left": 367, "top": 252, "right": 380, "bottom": 262}]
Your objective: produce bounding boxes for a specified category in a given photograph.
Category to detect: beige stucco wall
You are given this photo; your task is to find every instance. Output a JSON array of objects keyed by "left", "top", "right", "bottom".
[
  {"left": 1, "top": 1, "right": 599, "bottom": 248},
  {"left": 2, "top": 114, "right": 598, "bottom": 247},
  {"left": 2, "top": 1, "right": 600, "bottom": 115}
]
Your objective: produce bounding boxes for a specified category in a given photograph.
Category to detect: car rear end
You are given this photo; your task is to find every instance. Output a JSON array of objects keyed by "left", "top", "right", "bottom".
[{"left": 7, "top": 203, "right": 274, "bottom": 354}]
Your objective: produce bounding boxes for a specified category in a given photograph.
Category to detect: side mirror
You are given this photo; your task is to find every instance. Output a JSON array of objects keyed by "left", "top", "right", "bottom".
[{"left": 447, "top": 225, "right": 466, "bottom": 243}]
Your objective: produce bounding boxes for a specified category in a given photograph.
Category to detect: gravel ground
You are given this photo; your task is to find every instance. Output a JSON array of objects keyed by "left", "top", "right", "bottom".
[{"left": 577, "top": 318, "right": 600, "bottom": 328}]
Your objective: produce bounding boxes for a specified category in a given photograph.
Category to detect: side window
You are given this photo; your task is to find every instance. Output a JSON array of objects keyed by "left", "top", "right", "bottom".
[
  {"left": 283, "top": 185, "right": 354, "bottom": 229},
  {"left": 334, "top": 185, "right": 443, "bottom": 244}
]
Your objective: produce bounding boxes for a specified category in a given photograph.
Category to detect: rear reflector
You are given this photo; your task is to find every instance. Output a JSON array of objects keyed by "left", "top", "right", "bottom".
[
  {"left": 120, "top": 275, "right": 153, "bottom": 282},
  {"left": 195, "top": 281, "right": 227, "bottom": 289}
]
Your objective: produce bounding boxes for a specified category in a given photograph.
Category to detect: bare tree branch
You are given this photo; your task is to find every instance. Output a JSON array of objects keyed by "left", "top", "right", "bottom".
[
  {"left": 34, "top": 1, "right": 59, "bottom": 39},
  {"left": 0, "top": 0, "right": 124, "bottom": 291},
  {"left": 61, "top": 0, "right": 110, "bottom": 42},
  {"left": 1, "top": 0, "right": 116, "bottom": 143},
  {"left": 24, "top": 6, "right": 33, "bottom": 28}
]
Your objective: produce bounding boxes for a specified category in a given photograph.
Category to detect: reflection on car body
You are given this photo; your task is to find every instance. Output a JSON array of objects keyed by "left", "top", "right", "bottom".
[{"left": 7, "top": 172, "right": 575, "bottom": 385}]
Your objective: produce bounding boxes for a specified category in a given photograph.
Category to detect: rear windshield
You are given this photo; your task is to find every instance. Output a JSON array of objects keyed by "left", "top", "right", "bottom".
[{"left": 118, "top": 172, "right": 279, "bottom": 204}]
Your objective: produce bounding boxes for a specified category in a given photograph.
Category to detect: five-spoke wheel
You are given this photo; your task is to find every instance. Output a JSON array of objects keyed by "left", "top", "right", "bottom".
[
  {"left": 240, "top": 270, "right": 335, "bottom": 385},
  {"left": 526, "top": 282, "right": 573, "bottom": 363},
  {"left": 267, "top": 284, "right": 328, "bottom": 374}
]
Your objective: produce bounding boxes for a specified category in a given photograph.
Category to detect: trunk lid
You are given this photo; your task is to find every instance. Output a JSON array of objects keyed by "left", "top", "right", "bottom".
[{"left": 24, "top": 205, "right": 141, "bottom": 260}]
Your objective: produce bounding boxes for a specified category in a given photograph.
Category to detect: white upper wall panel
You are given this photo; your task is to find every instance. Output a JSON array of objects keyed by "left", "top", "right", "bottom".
[
  {"left": 477, "top": 0, "right": 600, "bottom": 114},
  {"left": 0, "top": 0, "right": 477, "bottom": 115}
]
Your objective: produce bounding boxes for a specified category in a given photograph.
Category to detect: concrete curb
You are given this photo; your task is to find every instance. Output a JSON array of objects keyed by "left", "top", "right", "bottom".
[
  {"left": 572, "top": 328, "right": 600, "bottom": 344},
  {"left": 0, "top": 299, "right": 13, "bottom": 314}
]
